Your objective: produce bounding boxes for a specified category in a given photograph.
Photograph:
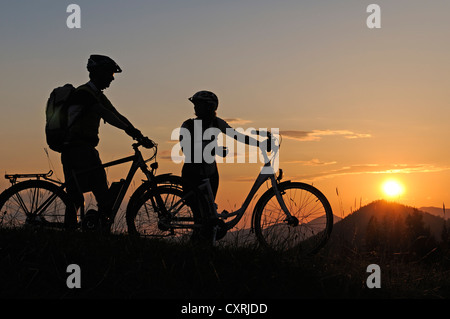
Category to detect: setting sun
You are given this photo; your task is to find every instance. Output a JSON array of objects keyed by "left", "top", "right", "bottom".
[{"left": 382, "top": 180, "right": 404, "bottom": 198}]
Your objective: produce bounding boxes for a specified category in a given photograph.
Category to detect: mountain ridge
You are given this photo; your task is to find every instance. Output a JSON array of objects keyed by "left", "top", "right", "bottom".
[
  {"left": 219, "top": 200, "right": 449, "bottom": 250},
  {"left": 419, "top": 206, "right": 448, "bottom": 220},
  {"left": 329, "top": 199, "right": 449, "bottom": 251}
]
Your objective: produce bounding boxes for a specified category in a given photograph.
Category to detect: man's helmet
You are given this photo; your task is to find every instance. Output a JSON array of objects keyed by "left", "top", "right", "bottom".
[
  {"left": 188, "top": 91, "right": 218, "bottom": 110},
  {"left": 87, "top": 54, "right": 122, "bottom": 73}
]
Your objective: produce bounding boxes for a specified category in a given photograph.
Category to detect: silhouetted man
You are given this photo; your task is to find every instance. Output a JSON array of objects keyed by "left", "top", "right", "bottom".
[{"left": 62, "top": 54, "right": 145, "bottom": 230}]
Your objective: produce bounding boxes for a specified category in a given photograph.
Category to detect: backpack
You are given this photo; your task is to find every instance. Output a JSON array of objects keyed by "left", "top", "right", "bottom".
[{"left": 45, "top": 84, "right": 76, "bottom": 152}]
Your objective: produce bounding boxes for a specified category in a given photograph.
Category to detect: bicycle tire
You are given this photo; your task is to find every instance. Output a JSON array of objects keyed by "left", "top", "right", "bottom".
[
  {"left": 125, "top": 175, "right": 183, "bottom": 214},
  {"left": 0, "top": 180, "right": 74, "bottom": 229},
  {"left": 126, "top": 186, "right": 199, "bottom": 242},
  {"left": 253, "top": 182, "right": 333, "bottom": 255}
]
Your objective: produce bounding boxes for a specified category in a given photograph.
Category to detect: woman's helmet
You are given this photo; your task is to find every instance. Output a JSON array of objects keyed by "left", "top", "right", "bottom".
[
  {"left": 188, "top": 91, "right": 218, "bottom": 110},
  {"left": 87, "top": 54, "right": 122, "bottom": 73}
]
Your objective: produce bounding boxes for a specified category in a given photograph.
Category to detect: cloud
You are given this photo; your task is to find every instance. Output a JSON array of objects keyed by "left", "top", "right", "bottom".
[
  {"left": 158, "top": 149, "right": 182, "bottom": 162},
  {"left": 229, "top": 176, "right": 257, "bottom": 182},
  {"left": 294, "top": 163, "right": 450, "bottom": 181},
  {"left": 286, "top": 158, "right": 337, "bottom": 166},
  {"left": 222, "top": 163, "right": 450, "bottom": 184},
  {"left": 223, "top": 118, "right": 253, "bottom": 125},
  {"left": 280, "top": 129, "right": 371, "bottom": 141}
]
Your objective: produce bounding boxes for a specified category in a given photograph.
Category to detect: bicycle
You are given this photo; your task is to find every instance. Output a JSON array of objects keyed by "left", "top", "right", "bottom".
[
  {"left": 126, "top": 131, "right": 334, "bottom": 255},
  {"left": 0, "top": 139, "right": 183, "bottom": 232}
]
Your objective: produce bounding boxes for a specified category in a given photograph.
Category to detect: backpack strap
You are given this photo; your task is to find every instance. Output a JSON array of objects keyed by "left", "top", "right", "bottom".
[{"left": 66, "top": 85, "right": 98, "bottom": 129}]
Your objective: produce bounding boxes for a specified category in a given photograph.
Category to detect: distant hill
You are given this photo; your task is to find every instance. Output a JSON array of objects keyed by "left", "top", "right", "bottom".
[
  {"left": 219, "top": 201, "right": 449, "bottom": 253},
  {"left": 221, "top": 213, "right": 342, "bottom": 247},
  {"left": 419, "top": 206, "right": 448, "bottom": 220},
  {"left": 329, "top": 200, "right": 449, "bottom": 251}
]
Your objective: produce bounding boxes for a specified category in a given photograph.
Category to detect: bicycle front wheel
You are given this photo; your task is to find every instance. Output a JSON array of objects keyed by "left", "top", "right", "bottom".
[
  {"left": 126, "top": 186, "right": 196, "bottom": 242},
  {"left": 0, "top": 180, "right": 73, "bottom": 229},
  {"left": 254, "top": 182, "right": 333, "bottom": 255}
]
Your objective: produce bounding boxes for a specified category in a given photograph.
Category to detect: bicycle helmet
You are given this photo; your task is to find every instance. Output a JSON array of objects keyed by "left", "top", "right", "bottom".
[
  {"left": 188, "top": 91, "right": 218, "bottom": 110},
  {"left": 87, "top": 54, "right": 122, "bottom": 73}
]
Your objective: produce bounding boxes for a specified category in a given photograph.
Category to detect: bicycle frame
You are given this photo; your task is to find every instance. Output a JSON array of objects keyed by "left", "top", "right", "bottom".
[
  {"left": 200, "top": 165, "right": 292, "bottom": 230},
  {"left": 4, "top": 142, "right": 162, "bottom": 225},
  {"left": 71, "top": 142, "right": 168, "bottom": 224},
  {"left": 169, "top": 133, "right": 294, "bottom": 231},
  {"left": 95, "top": 143, "right": 157, "bottom": 221}
]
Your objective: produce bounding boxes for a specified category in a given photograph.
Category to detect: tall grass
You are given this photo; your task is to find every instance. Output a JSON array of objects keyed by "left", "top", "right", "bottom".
[
  {"left": 1, "top": 222, "right": 450, "bottom": 299},
  {"left": 0, "top": 228, "right": 322, "bottom": 298}
]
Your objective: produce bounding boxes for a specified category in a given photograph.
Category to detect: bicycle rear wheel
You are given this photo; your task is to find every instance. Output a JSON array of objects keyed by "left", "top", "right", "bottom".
[
  {"left": 254, "top": 182, "right": 333, "bottom": 255},
  {"left": 0, "top": 180, "right": 73, "bottom": 229},
  {"left": 126, "top": 186, "right": 197, "bottom": 242}
]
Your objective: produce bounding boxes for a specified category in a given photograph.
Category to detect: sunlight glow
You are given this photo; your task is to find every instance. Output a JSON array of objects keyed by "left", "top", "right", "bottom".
[{"left": 382, "top": 180, "right": 404, "bottom": 198}]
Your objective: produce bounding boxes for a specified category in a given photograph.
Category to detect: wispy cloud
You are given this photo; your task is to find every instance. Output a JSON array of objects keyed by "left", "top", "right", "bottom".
[
  {"left": 222, "top": 163, "right": 450, "bottom": 184},
  {"left": 158, "top": 149, "right": 181, "bottom": 161},
  {"left": 158, "top": 148, "right": 254, "bottom": 164},
  {"left": 293, "top": 163, "right": 450, "bottom": 181},
  {"left": 286, "top": 158, "right": 337, "bottom": 166},
  {"left": 223, "top": 118, "right": 253, "bottom": 125},
  {"left": 280, "top": 129, "right": 371, "bottom": 141}
]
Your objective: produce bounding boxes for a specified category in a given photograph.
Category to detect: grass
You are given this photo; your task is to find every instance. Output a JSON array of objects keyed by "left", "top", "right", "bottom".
[
  {"left": 0, "top": 228, "right": 317, "bottom": 299},
  {"left": 1, "top": 227, "right": 450, "bottom": 300}
]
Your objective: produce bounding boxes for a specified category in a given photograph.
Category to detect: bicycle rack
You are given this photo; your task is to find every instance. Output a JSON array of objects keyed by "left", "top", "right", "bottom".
[{"left": 4, "top": 170, "right": 54, "bottom": 185}]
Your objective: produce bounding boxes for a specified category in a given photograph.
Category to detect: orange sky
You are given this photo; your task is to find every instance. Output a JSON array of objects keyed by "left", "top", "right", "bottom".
[{"left": 1, "top": 1, "right": 450, "bottom": 226}]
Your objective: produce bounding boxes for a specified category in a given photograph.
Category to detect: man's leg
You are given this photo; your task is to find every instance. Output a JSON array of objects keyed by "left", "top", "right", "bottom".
[
  {"left": 64, "top": 185, "right": 83, "bottom": 229},
  {"left": 88, "top": 148, "right": 111, "bottom": 230},
  {"left": 62, "top": 150, "right": 84, "bottom": 229}
]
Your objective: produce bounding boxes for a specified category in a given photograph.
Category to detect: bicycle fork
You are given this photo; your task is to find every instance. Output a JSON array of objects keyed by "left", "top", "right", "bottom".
[
  {"left": 149, "top": 189, "right": 173, "bottom": 232},
  {"left": 270, "top": 175, "right": 299, "bottom": 227}
]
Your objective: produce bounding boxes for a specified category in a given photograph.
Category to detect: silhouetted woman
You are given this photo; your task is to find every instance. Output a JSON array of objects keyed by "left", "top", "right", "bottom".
[{"left": 179, "top": 90, "right": 260, "bottom": 241}]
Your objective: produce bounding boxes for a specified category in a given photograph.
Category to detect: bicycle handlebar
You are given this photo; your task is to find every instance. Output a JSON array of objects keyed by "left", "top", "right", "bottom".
[
  {"left": 133, "top": 136, "right": 157, "bottom": 149},
  {"left": 132, "top": 137, "right": 158, "bottom": 165},
  {"left": 251, "top": 129, "right": 277, "bottom": 153}
]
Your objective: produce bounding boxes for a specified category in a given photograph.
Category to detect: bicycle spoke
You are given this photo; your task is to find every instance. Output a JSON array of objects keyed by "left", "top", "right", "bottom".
[
  {"left": 34, "top": 192, "right": 59, "bottom": 216},
  {"left": 255, "top": 182, "right": 332, "bottom": 254},
  {"left": 11, "top": 192, "right": 30, "bottom": 216},
  {"left": 128, "top": 187, "right": 195, "bottom": 242},
  {"left": 143, "top": 202, "right": 152, "bottom": 220},
  {"left": 32, "top": 186, "right": 40, "bottom": 214},
  {"left": 0, "top": 180, "right": 69, "bottom": 229}
]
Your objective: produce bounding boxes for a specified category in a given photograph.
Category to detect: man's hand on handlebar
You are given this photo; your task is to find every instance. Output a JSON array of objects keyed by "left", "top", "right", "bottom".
[
  {"left": 137, "top": 136, "right": 156, "bottom": 149},
  {"left": 124, "top": 125, "right": 156, "bottom": 148}
]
